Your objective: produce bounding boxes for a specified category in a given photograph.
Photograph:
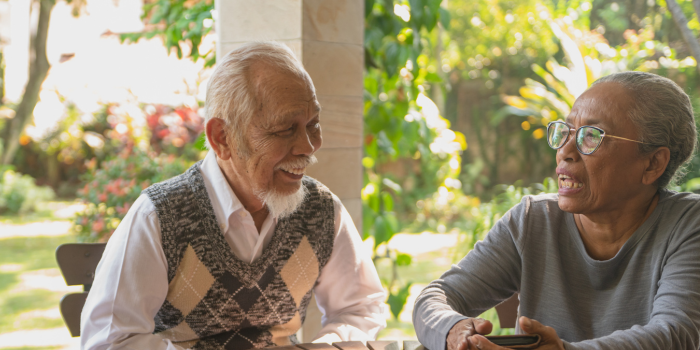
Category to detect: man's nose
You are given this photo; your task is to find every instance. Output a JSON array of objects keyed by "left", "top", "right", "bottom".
[{"left": 293, "top": 129, "right": 316, "bottom": 156}]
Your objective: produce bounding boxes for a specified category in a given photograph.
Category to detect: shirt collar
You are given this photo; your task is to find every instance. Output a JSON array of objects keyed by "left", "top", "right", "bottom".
[{"left": 200, "top": 150, "right": 245, "bottom": 232}]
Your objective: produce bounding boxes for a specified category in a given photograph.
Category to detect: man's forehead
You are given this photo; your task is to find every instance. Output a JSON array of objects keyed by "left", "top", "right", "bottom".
[{"left": 255, "top": 96, "right": 320, "bottom": 128}]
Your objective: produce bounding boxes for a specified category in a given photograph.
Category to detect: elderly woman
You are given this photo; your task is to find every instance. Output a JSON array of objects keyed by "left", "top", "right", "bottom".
[{"left": 413, "top": 71, "right": 700, "bottom": 350}]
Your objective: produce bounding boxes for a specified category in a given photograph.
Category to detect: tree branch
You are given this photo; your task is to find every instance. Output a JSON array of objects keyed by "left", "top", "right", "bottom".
[
  {"left": 1, "top": 0, "right": 55, "bottom": 165},
  {"left": 667, "top": 0, "right": 700, "bottom": 75}
]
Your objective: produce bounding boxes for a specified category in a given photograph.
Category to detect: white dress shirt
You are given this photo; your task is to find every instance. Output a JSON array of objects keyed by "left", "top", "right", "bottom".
[{"left": 81, "top": 151, "right": 386, "bottom": 350}]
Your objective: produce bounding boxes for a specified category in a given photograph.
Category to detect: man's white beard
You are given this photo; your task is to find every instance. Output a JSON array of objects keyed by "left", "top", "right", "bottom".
[
  {"left": 255, "top": 184, "right": 309, "bottom": 219},
  {"left": 254, "top": 155, "right": 317, "bottom": 219}
]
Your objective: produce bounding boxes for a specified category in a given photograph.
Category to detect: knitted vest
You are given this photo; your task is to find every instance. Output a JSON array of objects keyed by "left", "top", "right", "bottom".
[{"left": 143, "top": 161, "right": 335, "bottom": 350}]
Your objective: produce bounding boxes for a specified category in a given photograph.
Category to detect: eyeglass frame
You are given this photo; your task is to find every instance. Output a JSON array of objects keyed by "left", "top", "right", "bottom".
[{"left": 546, "top": 121, "right": 653, "bottom": 155}]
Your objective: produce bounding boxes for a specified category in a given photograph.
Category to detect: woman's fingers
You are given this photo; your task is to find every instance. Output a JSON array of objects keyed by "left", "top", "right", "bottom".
[
  {"left": 519, "top": 316, "right": 554, "bottom": 338},
  {"left": 519, "top": 316, "right": 565, "bottom": 350}
]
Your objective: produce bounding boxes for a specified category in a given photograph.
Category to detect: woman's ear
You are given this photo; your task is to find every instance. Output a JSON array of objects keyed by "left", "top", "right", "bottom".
[
  {"left": 642, "top": 147, "right": 670, "bottom": 185},
  {"left": 206, "top": 118, "right": 233, "bottom": 160}
]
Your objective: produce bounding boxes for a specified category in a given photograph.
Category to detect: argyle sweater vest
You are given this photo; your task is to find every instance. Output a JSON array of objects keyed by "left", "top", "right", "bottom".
[{"left": 143, "top": 161, "right": 335, "bottom": 350}]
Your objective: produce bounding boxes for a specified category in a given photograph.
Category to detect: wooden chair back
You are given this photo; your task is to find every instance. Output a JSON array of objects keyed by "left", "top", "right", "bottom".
[{"left": 55, "top": 243, "right": 106, "bottom": 337}]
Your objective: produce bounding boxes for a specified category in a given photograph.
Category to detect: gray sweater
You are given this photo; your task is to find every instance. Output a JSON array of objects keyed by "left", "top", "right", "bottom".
[{"left": 413, "top": 190, "right": 700, "bottom": 350}]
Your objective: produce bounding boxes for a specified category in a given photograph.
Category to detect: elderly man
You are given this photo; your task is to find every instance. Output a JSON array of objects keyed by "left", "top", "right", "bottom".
[
  {"left": 414, "top": 71, "right": 700, "bottom": 350},
  {"left": 81, "top": 41, "right": 386, "bottom": 350}
]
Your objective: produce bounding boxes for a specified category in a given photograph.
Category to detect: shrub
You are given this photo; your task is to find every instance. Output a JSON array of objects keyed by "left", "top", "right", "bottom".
[
  {"left": 411, "top": 178, "right": 559, "bottom": 259},
  {"left": 0, "top": 168, "right": 55, "bottom": 214},
  {"left": 73, "top": 148, "right": 193, "bottom": 242},
  {"left": 13, "top": 101, "right": 204, "bottom": 193}
]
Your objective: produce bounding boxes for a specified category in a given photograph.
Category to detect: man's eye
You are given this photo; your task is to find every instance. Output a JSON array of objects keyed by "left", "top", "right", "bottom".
[
  {"left": 308, "top": 123, "right": 320, "bottom": 130},
  {"left": 275, "top": 127, "right": 294, "bottom": 136}
]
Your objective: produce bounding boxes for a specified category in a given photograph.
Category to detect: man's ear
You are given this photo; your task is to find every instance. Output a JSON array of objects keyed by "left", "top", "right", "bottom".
[
  {"left": 642, "top": 147, "right": 670, "bottom": 185},
  {"left": 206, "top": 118, "right": 233, "bottom": 160}
]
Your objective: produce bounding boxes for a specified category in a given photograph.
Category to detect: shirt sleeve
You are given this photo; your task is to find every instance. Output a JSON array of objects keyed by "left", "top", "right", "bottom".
[
  {"left": 412, "top": 197, "right": 526, "bottom": 350},
  {"left": 311, "top": 195, "right": 387, "bottom": 343},
  {"left": 80, "top": 194, "right": 188, "bottom": 350},
  {"left": 563, "top": 215, "right": 700, "bottom": 350}
]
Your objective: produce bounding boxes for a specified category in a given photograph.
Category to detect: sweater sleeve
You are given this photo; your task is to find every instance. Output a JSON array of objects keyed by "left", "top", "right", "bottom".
[
  {"left": 563, "top": 214, "right": 700, "bottom": 350},
  {"left": 412, "top": 196, "right": 528, "bottom": 350}
]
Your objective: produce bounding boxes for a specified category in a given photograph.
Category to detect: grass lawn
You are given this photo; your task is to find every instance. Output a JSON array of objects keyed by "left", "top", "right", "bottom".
[
  {"left": 0, "top": 202, "right": 82, "bottom": 350},
  {"left": 0, "top": 235, "right": 81, "bottom": 334}
]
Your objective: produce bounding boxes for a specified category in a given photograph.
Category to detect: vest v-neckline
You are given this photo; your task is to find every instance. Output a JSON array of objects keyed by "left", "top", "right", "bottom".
[{"left": 190, "top": 163, "right": 290, "bottom": 285}]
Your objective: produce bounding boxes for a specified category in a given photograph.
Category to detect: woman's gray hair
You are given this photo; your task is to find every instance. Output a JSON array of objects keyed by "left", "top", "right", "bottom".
[
  {"left": 591, "top": 71, "right": 697, "bottom": 188},
  {"left": 204, "top": 41, "right": 312, "bottom": 154}
]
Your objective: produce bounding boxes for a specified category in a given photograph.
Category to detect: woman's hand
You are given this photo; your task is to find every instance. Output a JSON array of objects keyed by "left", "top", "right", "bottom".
[
  {"left": 447, "top": 318, "right": 493, "bottom": 350},
  {"left": 465, "top": 316, "right": 564, "bottom": 350}
]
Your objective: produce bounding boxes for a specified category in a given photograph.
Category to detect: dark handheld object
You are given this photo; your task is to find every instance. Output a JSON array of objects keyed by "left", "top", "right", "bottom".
[{"left": 484, "top": 334, "right": 541, "bottom": 349}]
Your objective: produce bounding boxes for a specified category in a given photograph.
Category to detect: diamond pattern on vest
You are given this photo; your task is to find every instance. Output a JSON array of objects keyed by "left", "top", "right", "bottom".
[
  {"left": 145, "top": 163, "right": 335, "bottom": 350},
  {"left": 167, "top": 245, "right": 216, "bottom": 316},
  {"left": 280, "top": 236, "right": 320, "bottom": 307}
]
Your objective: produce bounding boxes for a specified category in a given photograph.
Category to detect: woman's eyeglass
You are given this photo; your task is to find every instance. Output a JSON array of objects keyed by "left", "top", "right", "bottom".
[{"left": 546, "top": 121, "right": 651, "bottom": 155}]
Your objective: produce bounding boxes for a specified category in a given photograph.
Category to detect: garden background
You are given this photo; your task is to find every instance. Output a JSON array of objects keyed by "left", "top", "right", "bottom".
[{"left": 2, "top": 0, "right": 700, "bottom": 348}]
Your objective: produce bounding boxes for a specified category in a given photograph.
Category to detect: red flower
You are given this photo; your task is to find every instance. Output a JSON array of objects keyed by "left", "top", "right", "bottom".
[
  {"left": 98, "top": 193, "right": 108, "bottom": 203},
  {"left": 92, "top": 219, "right": 104, "bottom": 233},
  {"left": 116, "top": 202, "right": 131, "bottom": 215}
]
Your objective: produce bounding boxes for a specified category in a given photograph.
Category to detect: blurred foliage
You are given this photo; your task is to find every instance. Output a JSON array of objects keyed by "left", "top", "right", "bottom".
[
  {"left": 12, "top": 99, "right": 204, "bottom": 196},
  {"left": 0, "top": 167, "right": 55, "bottom": 215},
  {"left": 121, "top": 0, "right": 215, "bottom": 67},
  {"left": 73, "top": 149, "right": 192, "bottom": 242},
  {"left": 363, "top": 0, "right": 468, "bottom": 319},
  {"left": 67, "top": 101, "right": 204, "bottom": 241}
]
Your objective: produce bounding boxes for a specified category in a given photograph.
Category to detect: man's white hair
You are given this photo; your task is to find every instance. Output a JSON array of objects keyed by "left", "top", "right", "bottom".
[{"left": 203, "top": 41, "right": 313, "bottom": 154}]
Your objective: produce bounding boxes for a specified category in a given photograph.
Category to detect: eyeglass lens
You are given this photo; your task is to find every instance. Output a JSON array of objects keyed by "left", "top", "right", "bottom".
[
  {"left": 576, "top": 127, "right": 603, "bottom": 154},
  {"left": 547, "top": 122, "right": 603, "bottom": 155}
]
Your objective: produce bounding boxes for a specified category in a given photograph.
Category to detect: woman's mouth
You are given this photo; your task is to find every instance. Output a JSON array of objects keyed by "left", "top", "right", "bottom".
[{"left": 558, "top": 174, "right": 584, "bottom": 189}]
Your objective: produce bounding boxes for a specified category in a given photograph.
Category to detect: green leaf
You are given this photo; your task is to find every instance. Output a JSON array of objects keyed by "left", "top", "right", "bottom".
[
  {"left": 408, "top": 0, "right": 423, "bottom": 27},
  {"left": 438, "top": 7, "right": 450, "bottom": 29},
  {"left": 425, "top": 72, "right": 442, "bottom": 83},
  {"left": 374, "top": 215, "right": 389, "bottom": 247},
  {"left": 365, "top": 0, "right": 376, "bottom": 17},
  {"left": 387, "top": 282, "right": 413, "bottom": 319},
  {"left": 362, "top": 206, "right": 374, "bottom": 239},
  {"left": 396, "top": 253, "right": 412, "bottom": 266},
  {"left": 384, "top": 42, "right": 400, "bottom": 77},
  {"left": 384, "top": 212, "right": 400, "bottom": 234},
  {"left": 381, "top": 192, "right": 394, "bottom": 211},
  {"left": 193, "top": 132, "right": 207, "bottom": 151}
]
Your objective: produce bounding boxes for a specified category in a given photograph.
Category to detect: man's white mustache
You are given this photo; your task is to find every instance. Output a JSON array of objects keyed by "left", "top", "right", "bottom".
[{"left": 275, "top": 155, "right": 318, "bottom": 170}]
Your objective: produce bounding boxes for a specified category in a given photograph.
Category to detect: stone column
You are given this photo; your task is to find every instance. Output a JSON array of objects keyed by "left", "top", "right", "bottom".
[{"left": 215, "top": 0, "right": 365, "bottom": 342}]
